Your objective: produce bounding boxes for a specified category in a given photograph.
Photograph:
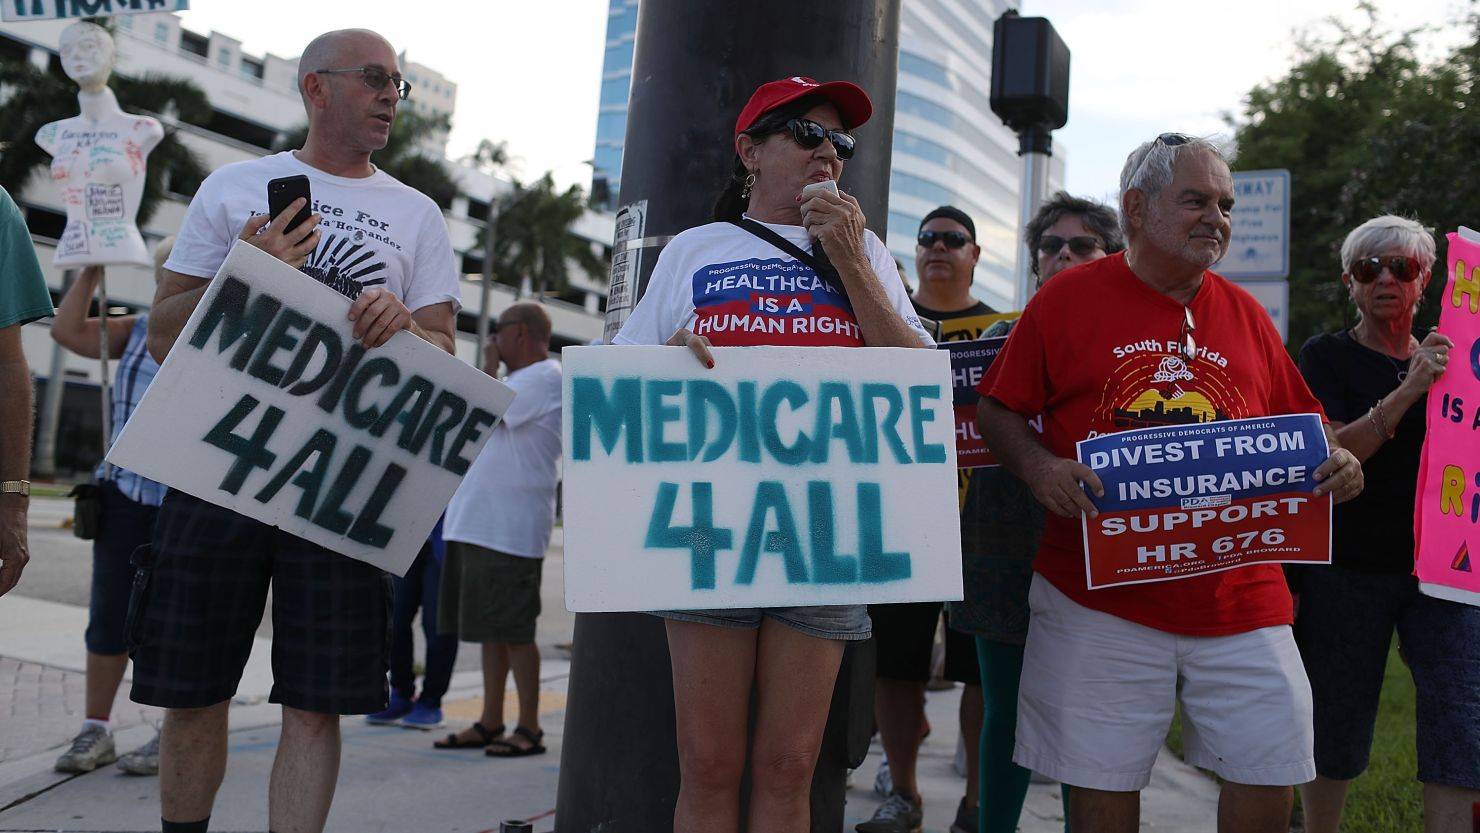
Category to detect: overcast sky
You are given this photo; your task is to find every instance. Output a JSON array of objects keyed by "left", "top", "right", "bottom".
[{"left": 175, "top": 0, "right": 1473, "bottom": 202}]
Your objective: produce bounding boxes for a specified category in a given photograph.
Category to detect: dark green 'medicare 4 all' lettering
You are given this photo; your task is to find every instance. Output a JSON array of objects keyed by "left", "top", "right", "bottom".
[
  {"left": 571, "top": 374, "right": 945, "bottom": 590},
  {"left": 187, "top": 274, "right": 499, "bottom": 549}
]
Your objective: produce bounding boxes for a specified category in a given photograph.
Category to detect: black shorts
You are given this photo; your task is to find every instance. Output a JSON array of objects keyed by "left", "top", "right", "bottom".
[
  {"left": 439, "top": 542, "right": 543, "bottom": 644},
  {"left": 128, "top": 490, "right": 391, "bottom": 714},
  {"left": 868, "top": 601, "right": 980, "bottom": 683}
]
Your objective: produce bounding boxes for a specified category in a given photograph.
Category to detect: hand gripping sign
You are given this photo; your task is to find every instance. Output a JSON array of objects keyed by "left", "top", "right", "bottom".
[
  {"left": 561, "top": 345, "right": 963, "bottom": 612},
  {"left": 1076, "top": 414, "right": 1331, "bottom": 589},
  {"left": 107, "top": 242, "right": 515, "bottom": 576},
  {"left": 1414, "top": 228, "right": 1480, "bottom": 607}
]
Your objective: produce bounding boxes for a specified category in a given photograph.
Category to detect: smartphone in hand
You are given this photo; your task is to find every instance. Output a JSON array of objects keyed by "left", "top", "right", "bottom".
[
  {"left": 801, "top": 179, "right": 839, "bottom": 199},
  {"left": 267, "top": 175, "right": 312, "bottom": 234}
]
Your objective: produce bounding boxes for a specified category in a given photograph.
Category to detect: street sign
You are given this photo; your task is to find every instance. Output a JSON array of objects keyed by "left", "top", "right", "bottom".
[
  {"left": 1233, "top": 279, "right": 1290, "bottom": 344},
  {"left": 1217, "top": 169, "right": 1290, "bottom": 280}
]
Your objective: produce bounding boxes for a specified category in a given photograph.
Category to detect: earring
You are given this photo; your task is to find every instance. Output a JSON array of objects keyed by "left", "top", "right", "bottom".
[{"left": 741, "top": 171, "right": 756, "bottom": 199}]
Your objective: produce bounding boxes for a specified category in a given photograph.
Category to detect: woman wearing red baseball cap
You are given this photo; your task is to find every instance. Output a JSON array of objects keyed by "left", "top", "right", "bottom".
[{"left": 614, "top": 76, "right": 935, "bottom": 831}]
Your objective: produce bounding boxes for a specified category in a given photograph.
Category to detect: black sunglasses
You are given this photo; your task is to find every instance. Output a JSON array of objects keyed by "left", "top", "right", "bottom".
[
  {"left": 1350, "top": 255, "right": 1418, "bottom": 284},
  {"left": 1038, "top": 235, "right": 1103, "bottom": 257},
  {"left": 917, "top": 230, "right": 972, "bottom": 249},
  {"left": 316, "top": 66, "right": 412, "bottom": 101},
  {"left": 784, "top": 118, "right": 856, "bottom": 160}
]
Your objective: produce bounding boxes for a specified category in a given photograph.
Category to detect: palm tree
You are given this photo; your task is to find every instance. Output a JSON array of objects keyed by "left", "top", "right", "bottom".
[
  {"left": 275, "top": 109, "right": 461, "bottom": 209},
  {"left": 488, "top": 173, "right": 609, "bottom": 299},
  {"left": 0, "top": 59, "right": 209, "bottom": 225}
]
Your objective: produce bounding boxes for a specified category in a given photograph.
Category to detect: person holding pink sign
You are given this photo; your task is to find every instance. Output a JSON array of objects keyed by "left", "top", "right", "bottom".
[
  {"left": 1293, "top": 214, "right": 1479, "bottom": 833},
  {"left": 979, "top": 133, "right": 1364, "bottom": 833}
]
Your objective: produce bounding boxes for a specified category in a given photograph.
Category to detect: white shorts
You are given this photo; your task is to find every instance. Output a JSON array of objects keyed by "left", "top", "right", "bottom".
[{"left": 1013, "top": 574, "right": 1315, "bottom": 791}]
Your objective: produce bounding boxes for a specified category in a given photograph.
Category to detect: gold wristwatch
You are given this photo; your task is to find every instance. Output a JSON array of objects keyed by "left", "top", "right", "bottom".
[{"left": 0, "top": 480, "right": 31, "bottom": 497}]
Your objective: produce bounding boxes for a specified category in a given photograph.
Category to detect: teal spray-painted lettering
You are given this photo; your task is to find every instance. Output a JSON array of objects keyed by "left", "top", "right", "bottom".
[
  {"left": 569, "top": 377, "right": 946, "bottom": 466},
  {"left": 643, "top": 479, "right": 911, "bottom": 589}
]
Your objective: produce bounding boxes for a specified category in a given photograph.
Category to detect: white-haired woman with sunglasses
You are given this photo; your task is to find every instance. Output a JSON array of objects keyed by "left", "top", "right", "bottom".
[
  {"left": 614, "top": 76, "right": 934, "bottom": 833},
  {"left": 1293, "top": 215, "right": 1480, "bottom": 833}
]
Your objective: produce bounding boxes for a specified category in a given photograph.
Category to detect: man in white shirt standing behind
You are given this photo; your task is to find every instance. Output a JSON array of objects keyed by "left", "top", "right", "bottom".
[{"left": 436, "top": 302, "right": 563, "bottom": 757}]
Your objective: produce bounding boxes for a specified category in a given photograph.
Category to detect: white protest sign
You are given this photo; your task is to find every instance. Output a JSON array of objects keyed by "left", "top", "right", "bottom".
[
  {"left": 4, "top": 0, "right": 188, "bottom": 21},
  {"left": 561, "top": 345, "right": 963, "bottom": 612},
  {"left": 107, "top": 242, "right": 515, "bottom": 576}
]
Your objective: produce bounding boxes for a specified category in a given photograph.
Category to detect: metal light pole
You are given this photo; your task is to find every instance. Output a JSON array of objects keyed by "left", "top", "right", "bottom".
[
  {"left": 989, "top": 10, "right": 1070, "bottom": 310},
  {"left": 563, "top": 2, "right": 901, "bottom": 830}
]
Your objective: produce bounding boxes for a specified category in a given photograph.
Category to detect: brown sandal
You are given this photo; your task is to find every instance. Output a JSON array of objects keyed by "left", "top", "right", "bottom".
[
  {"left": 433, "top": 722, "right": 503, "bottom": 749},
  {"left": 484, "top": 725, "right": 546, "bottom": 757}
]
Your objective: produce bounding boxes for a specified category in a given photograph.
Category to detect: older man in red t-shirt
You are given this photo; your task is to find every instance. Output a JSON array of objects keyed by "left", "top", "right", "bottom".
[{"left": 978, "top": 135, "right": 1364, "bottom": 833}]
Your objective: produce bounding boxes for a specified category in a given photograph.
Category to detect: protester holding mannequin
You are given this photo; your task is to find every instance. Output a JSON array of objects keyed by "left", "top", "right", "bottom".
[
  {"left": 50, "top": 241, "right": 173, "bottom": 776},
  {"left": 615, "top": 75, "right": 932, "bottom": 833},
  {"left": 1293, "top": 215, "right": 1480, "bottom": 833},
  {"left": 35, "top": 21, "right": 162, "bottom": 268}
]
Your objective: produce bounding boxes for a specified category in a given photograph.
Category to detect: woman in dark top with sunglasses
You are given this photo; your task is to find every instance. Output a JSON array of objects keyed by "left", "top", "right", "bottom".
[
  {"left": 615, "top": 76, "right": 931, "bottom": 833},
  {"left": 1293, "top": 214, "right": 1480, "bottom": 833}
]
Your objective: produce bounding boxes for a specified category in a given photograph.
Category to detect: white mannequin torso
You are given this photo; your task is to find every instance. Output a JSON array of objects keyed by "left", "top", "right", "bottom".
[{"left": 35, "top": 87, "right": 163, "bottom": 267}]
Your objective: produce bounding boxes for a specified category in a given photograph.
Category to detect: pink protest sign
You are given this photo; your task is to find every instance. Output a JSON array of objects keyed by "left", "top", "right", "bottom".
[{"left": 1413, "top": 230, "right": 1480, "bottom": 606}]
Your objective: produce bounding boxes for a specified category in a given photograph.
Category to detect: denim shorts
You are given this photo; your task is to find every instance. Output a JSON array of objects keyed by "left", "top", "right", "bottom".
[
  {"left": 654, "top": 604, "right": 871, "bottom": 641},
  {"left": 1291, "top": 563, "right": 1480, "bottom": 789},
  {"left": 87, "top": 482, "right": 159, "bottom": 655}
]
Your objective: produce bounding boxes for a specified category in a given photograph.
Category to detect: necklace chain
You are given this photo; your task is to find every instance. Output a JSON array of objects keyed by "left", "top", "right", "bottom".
[{"left": 1354, "top": 326, "right": 1413, "bottom": 382}]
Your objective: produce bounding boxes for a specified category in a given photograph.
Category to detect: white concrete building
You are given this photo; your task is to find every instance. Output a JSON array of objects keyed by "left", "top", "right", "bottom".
[{"left": 2, "top": 14, "right": 611, "bottom": 475}]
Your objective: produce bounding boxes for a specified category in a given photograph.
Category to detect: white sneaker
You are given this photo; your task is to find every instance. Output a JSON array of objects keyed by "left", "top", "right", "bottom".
[
  {"left": 873, "top": 757, "right": 893, "bottom": 797},
  {"left": 116, "top": 732, "right": 161, "bottom": 775},
  {"left": 856, "top": 791, "right": 923, "bottom": 833},
  {"left": 54, "top": 724, "right": 117, "bottom": 773}
]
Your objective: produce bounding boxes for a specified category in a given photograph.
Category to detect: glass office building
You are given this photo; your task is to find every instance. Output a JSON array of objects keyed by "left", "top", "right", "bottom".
[{"left": 591, "top": 0, "right": 1061, "bottom": 309}]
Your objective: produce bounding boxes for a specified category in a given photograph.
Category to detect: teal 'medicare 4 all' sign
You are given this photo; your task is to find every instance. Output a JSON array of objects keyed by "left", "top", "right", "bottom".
[{"left": 561, "top": 345, "right": 963, "bottom": 612}]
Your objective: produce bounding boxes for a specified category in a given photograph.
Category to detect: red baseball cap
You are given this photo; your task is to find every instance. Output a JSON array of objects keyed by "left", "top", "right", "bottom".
[{"left": 734, "top": 76, "right": 873, "bottom": 139}]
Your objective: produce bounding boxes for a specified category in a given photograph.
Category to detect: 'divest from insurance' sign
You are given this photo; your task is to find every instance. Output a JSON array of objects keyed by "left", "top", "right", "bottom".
[
  {"left": 108, "top": 242, "right": 515, "bottom": 576},
  {"left": 561, "top": 345, "right": 963, "bottom": 612}
]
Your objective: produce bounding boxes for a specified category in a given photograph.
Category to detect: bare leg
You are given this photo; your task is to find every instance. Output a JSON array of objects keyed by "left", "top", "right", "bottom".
[
  {"left": 84, "top": 652, "right": 129, "bottom": 719},
  {"left": 1217, "top": 783, "right": 1292, "bottom": 833},
  {"left": 667, "top": 619, "right": 758, "bottom": 833},
  {"left": 482, "top": 642, "right": 510, "bottom": 727},
  {"left": 874, "top": 677, "right": 927, "bottom": 801},
  {"left": 1423, "top": 782, "right": 1480, "bottom": 833},
  {"left": 160, "top": 703, "right": 229, "bottom": 823},
  {"left": 1298, "top": 776, "right": 1351, "bottom": 833},
  {"left": 1069, "top": 787, "right": 1139, "bottom": 833},
  {"left": 267, "top": 707, "right": 341, "bottom": 833},
  {"left": 507, "top": 642, "right": 541, "bottom": 737},
  {"left": 749, "top": 619, "right": 845, "bottom": 833},
  {"left": 960, "top": 683, "right": 983, "bottom": 809}
]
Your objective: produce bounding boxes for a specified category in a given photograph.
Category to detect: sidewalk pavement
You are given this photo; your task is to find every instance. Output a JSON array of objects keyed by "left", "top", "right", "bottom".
[{"left": 1, "top": 508, "right": 1220, "bottom": 832}]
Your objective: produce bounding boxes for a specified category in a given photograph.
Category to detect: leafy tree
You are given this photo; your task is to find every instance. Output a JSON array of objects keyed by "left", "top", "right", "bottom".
[
  {"left": 1228, "top": 6, "right": 1480, "bottom": 347},
  {"left": 485, "top": 173, "right": 609, "bottom": 299},
  {"left": 276, "top": 109, "right": 461, "bottom": 209},
  {"left": 0, "top": 59, "right": 209, "bottom": 225}
]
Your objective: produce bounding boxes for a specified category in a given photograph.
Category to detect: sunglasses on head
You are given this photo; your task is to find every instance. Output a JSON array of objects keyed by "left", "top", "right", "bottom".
[
  {"left": 917, "top": 230, "right": 972, "bottom": 249},
  {"left": 1350, "top": 255, "right": 1418, "bottom": 284},
  {"left": 1038, "top": 235, "right": 1103, "bottom": 257},
  {"left": 783, "top": 118, "right": 856, "bottom": 160}
]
